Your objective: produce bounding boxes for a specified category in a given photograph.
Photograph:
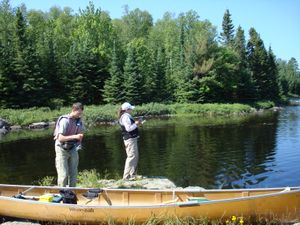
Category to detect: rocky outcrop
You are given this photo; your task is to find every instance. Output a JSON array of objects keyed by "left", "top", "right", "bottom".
[
  {"left": 28, "top": 122, "right": 49, "bottom": 129},
  {"left": 1, "top": 222, "right": 40, "bottom": 225},
  {"left": 97, "top": 176, "right": 177, "bottom": 189},
  {"left": 0, "top": 119, "right": 10, "bottom": 138},
  {"left": 0, "top": 118, "right": 10, "bottom": 130}
]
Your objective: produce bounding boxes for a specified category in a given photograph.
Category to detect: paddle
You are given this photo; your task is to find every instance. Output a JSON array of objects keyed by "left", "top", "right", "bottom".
[
  {"left": 20, "top": 186, "right": 36, "bottom": 195},
  {"left": 13, "top": 186, "right": 38, "bottom": 200}
]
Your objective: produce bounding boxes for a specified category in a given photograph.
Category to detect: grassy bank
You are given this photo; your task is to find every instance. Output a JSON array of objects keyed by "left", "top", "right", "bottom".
[
  {"left": 1, "top": 216, "right": 280, "bottom": 225},
  {"left": 0, "top": 101, "right": 276, "bottom": 127}
]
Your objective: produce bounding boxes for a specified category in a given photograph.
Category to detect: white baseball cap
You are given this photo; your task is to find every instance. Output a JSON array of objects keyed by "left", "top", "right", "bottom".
[{"left": 121, "top": 102, "right": 135, "bottom": 110}]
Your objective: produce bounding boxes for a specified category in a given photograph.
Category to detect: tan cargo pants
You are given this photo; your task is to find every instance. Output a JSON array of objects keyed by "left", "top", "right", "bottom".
[
  {"left": 55, "top": 145, "right": 79, "bottom": 187},
  {"left": 123, "top": 137, "right": 139, "bottom": 179}
]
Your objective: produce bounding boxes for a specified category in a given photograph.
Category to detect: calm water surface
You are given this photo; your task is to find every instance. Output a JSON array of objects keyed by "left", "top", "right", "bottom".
[{"left": 0, "top": 104, "right": 300, "bottom": 188}]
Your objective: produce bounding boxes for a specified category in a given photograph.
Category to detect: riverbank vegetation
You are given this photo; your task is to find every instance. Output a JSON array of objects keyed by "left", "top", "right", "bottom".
[
  {"left": 0, "top": 101, "right": 276, "bottom": 127},
  {"left": 0, "top": 1, "right": 299, "bottom": 110}
]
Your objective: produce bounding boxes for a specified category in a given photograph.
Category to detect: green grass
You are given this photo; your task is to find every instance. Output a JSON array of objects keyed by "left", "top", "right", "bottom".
[
  {"left": 37, "top": 169, "right": 122, "bottom": 188},
  {"left": 0, "top": 216, "right": 285, "bottom": 225},
  {"left": 0, "top": 101, "right": 273, "bottom": 127}
]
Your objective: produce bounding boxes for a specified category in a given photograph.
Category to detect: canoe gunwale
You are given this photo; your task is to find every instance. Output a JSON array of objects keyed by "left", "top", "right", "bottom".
[{"left": 1, "top": 183, "right": 300, "bottom": 193}]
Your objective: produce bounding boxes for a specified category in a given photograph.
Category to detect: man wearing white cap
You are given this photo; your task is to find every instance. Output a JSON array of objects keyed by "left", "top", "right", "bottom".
[{"left": 118, "top": 102, "right": 142, "bottom": 180}]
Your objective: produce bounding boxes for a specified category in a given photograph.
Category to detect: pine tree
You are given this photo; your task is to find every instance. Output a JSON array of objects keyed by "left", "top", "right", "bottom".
[
  {"left": 12, "top": 7, "right": 28, "bottom": 107},
  {"left": 13, "top": 7, "right": 47, "bottom": 107},
  {"left": 151, "top": 47, "right": 168, "bottom": 102},
  {"left": 276, "top": 59, "right": 289, "bottom": 97},
  {"left": 175, "top": 65, "right": 197, "bottom": 103},
  {"left": 0, "top": 0, "right": 16, "bottom": 108},
  {"left": 247, "top": 28, "right": 277, "bottom": 100},
  {"left": 266, "top": 47, "right": 279, "bottom": 100},
  {"left": 103, "top": 42, "right": 124, "bottom": 104},
  {"left": 233, "top": 26, "right": 255, "bottom": 101},
  {"left": 67, "top": 41, "right": 107, "bottom": 105},
  {"left": 209, "top": 47, "right": 240, "bottom": 102},
  {"left": 233, "top": 26, "right": 247, "bottom": 65},
  {"left": 220, "top": 9, "right": 235, "bottom": 47},
  {"left": 69, "top": 2, "right": 112, "bottom": 104},
  {"left": 123, "top": 47, "right": 143, "bottom": 104},
  {"left": 43, "top": 22, "right": 65, "bottom": 105}
]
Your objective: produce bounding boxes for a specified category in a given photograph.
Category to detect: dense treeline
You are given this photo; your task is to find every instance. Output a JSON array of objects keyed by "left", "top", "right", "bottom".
[{"left": 0, "top": 1, "right": 299, "bottom": 109}]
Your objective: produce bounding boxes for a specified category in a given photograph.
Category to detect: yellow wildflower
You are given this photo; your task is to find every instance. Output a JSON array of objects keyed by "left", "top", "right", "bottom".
[
  {"left": 231, "top": 216, "right": 237, "bottom": 221},
  {"left": 239, "top": 218, "right": 244, "bottom": 224}
]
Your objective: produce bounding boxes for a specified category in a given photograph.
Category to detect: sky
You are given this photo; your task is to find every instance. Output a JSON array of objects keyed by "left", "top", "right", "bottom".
[{"left": 9, "top": 0, "right": 300, "bottom": 64}]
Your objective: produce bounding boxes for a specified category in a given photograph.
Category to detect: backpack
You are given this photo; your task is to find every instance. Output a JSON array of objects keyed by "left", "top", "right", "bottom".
[
  {"left": 59, "top": 189, "right": 77, "bottom": 204},
  {"left": 53, "top": 115, "right": 69, "bottom": 139}
]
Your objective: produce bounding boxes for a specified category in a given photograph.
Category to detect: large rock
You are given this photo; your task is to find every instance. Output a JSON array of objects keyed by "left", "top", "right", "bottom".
[
  {"left": 1, "top": 222, "right": 40, "bottom": 225},
  {"left": 28, "top": 122, "right": 49, "bottom": 129},
  {"left": 0, "top": 118, "right": 10, "bottom": 130},
  {"left": 0, "top": 119, "right": 10, "bottom": 138},
  {"left": 97, "top": 176, "right": 177, "bottom": 189}
]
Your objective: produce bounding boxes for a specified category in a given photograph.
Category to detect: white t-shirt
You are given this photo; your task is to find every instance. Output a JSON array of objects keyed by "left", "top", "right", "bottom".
[{"left": 119, "top": 112, "right": 137, "bottom": 132}]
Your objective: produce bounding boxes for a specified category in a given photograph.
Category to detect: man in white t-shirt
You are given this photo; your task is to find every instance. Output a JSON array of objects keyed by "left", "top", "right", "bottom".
[{"left": 53, "top": 102, "right": 84, "bottom": 187}]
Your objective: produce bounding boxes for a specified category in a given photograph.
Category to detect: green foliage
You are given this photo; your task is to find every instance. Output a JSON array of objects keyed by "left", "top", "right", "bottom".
[
  {"left": 277, "top": 58, "right": 300, "bottom": 97},
  {"left": 120, "top": 7, "right": 153, "bottom": 42},
  {"left": 37, "top": 176, "right": 55, "bottom": 186},
  {"left": 172, "top": 103, "right": 253, "bottom": 116},
  {"left": 84, "top": 104, "right": 119, "bottom": 125},
  {"left": 77, "top": 169, "right": 103, "bottom": 188},
  {"left": 198, "top": 76, "right": 223, "bottom": 103},
  {"left": 0, "top": 107, "right": 61, "bottom": 125},
  {"left": 0, "top": 1, "right": 298, "bottom": 109},
  {"left": 77, "top": 169, "right": 122, "bottom": 188},
  {"left": 0, "top": 102, "right": 272, "bottom": 127},
  {"left": 250, "top": 101, "right": 275, "bottom": 109}
]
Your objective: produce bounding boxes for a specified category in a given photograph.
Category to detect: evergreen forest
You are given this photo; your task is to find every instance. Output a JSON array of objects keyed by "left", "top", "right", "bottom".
[{"left": 1, "top": 1, "right": 300, "bottom": 109}]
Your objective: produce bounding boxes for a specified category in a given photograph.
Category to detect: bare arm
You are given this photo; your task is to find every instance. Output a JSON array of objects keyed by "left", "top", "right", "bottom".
[{"left": 57, "top": 133, "right": 83, "bottom": 142}]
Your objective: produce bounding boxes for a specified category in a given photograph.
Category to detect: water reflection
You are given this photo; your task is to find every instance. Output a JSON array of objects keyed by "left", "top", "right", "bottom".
[
  {"left": 1, "top": 109, "right": 300, "bottom": 188},
  {"left": 140, "top": 114, "right": 278, "bottom": 188}
]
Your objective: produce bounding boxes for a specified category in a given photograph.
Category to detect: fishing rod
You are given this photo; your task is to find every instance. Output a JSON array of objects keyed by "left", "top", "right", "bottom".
[{"left": 136, "top": 102, "right": 155, "bottom": 124}]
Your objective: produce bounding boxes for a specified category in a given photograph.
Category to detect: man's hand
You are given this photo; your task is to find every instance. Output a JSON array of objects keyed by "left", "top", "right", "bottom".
[{"left": 76, "top": 133, "right": 84, "bottom": 142}]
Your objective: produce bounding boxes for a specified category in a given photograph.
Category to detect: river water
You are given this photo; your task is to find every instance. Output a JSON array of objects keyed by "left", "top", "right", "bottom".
[{"left": 0, "top": 103, "right": 300, "bottom": 189}]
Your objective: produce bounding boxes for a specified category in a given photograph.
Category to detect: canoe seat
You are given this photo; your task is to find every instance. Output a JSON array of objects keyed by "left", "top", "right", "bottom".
[
  {"left": 82, "top": 188, "right": 112, "bottom": 206},
  {"left": 82, "top": 188, "right": 103, "bottom": 199}
]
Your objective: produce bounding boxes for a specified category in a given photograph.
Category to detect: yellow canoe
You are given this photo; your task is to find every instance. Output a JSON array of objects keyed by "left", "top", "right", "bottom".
[{"left": 0, "top": 184, "right": 299, "bottom": 224}]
